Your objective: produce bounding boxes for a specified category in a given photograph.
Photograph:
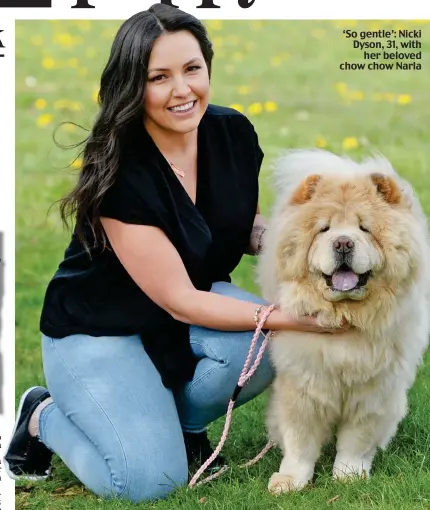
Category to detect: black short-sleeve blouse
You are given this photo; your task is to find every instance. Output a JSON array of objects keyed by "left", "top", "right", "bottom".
[{"left": 40, "top": 104, "right": 264, "bottom": 388}]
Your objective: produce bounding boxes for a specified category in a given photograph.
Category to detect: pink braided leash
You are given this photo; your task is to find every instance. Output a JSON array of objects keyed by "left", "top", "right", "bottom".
[{"left": 188, "top": 304, "right": 276, "bottom": 489}]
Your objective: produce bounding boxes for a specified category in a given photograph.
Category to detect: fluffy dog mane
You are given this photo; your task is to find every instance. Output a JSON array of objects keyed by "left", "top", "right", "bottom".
[{"left": 269, "top": 148, "right": 429, "bottom": 250}]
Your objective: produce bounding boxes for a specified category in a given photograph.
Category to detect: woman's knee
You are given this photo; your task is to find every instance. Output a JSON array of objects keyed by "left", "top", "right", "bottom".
[
  {"left": 109, "top": 414, "right": 189, "bottom": 502},
  {"left": 123, "top": 457, "right": 188, "bottom": 502},
  {"left": 99, "top": 447, "right": 188, "bottom": 503},
  {"left": 232, "top": 335, "right": 273, "bottom": 385},
  {"left": 200, "top": 330, "right": 274, "bottom": 406}
]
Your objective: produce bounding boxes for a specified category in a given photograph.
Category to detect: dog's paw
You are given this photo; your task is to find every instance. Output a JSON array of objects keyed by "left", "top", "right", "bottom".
[
  {"left": 268, "top": 472, "right": 307, "bottom": 494},
  {"left": 315, "top": 310, "right": 342, "bottom": 329},
  {"left": 333, "top": 464, "right": 368, "bottom": 482}
]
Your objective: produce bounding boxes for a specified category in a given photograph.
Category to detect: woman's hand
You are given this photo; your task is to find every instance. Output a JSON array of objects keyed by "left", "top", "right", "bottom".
[
  {"left": 286, "top": 314, "right": 351, "bottom": 335},
  {"left": 265, "top": 308, "right": 350, "bottom": 335}
]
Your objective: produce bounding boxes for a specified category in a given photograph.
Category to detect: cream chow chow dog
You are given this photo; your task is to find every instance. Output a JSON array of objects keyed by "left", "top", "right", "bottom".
[{"left": 257, "top": 149, "right": 430, "bottom": 494}]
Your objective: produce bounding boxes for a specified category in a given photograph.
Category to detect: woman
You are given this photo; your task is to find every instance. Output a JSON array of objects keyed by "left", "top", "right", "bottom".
[{"left": 5, "top": 4, "right": 347, "bottom": 503}]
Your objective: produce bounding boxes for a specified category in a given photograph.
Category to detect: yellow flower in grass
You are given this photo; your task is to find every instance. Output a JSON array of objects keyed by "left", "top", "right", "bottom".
[
  {"left": 34, "top": 98, "right": 47, "bottom": 110},
  {"left": 92, "top": 88, "right": 100, "bottom": 103},
  {"left": 225, "top": 35, "right": 240, "bottom": 46},
  {"left": 216, "top": 49, "right": 226, "bottom": 60},
  {"left": 42, "top": 57, "right": 55, "bottom": 69},
  {"left": 74, "top": 20, "right": 91, "bottom": 31},
  {"left": 397, "top": 94, "right": 412, "bottom": 105},
  {"left": 71, "top": 158, "right": 83, "bottom": 169},
  {"left": 368, "top": 22, "right": 382, "bottom": 31},
  {"left": 333, "top": 20, "right": 356, "bottom": 29},
  {"left": 54, "top": 33, "right": 75, "bottom": 47},
  {"left": 72, "top": 35, "right": 84, "bottom": 46},
  {"left": 349, "top": 90, "right": 364, "bottom": 101},
  {"left": 207, "top": 20, "right": 223, "bottom": 31},
  {"left": 264, "top": 101, "right": 278, "bottom": 113},
  {"left": 53, "top": 99, "right": 82, "bottom": 111},
  {"left": 212, "top": 36, "right": 223, "bottom": 49},
  {"left": 271, "top": 56, "right": 282, "bottom": 67},
  {"left": 250, "top": 20, "right": 263, "bottom": 31},
  {"left": 70, "top": 101, "right": 83, "bottom": 111},
  {"left": 342, "top": 137, "right": 359, "bottom": 150},
  {"left": 54, "top": 99, "right": 71, "bottom": 110},
  {"left": 102, "top": 28, "right": 117, "bottom": 39},
  {"left": 381, "top": 92, "right": 396, "bottom": 102},
  {"left": 238, "top": 85, "right": 250, "bottom": 95},
  {"left": 31, "top": 35, "right": 43, "bottom": 46},
  {"left": 64, "top": 123, "right": 76, "bottom": 133},
  {"left": 248, "top": 102, "right": 263, "bottom": 115},
  {"left": 335, "top": 82, "right": 348, "bottom": 95},
  {"left": 232, "top": 52, "right": 244, "bottom": 62},
  {"left": 229, "top": 103, "right": 244, "bottom": 113},
  {"left": 315, "top": 135, "right": 328, "bottom": 148},
  {"left": 311, "top": 28, "right": 326, "bottom": 39},
  {"left": 36, "top": 113, "right": 53, "bottom": 127},
  {"left": 67, "top": 58, "right": 79, "bottom": 68},
  {"left": 86, "top": 47, "right": 97, "bottom": 58}
]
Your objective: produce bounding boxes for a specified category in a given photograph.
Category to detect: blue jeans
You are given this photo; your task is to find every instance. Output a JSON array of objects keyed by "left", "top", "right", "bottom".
[{"left": 39, "top": 282, "right": 273, "bottom": 503}]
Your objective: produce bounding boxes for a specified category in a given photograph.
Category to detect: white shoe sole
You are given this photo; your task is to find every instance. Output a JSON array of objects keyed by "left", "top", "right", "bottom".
[{"left": 3, "top": 386, "right": 52, "bottom": 481}]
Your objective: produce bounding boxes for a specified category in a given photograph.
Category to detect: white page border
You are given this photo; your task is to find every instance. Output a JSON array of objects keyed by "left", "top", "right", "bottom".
[{"left": 3, "top": 2, "right": 430, "bottom": 509}]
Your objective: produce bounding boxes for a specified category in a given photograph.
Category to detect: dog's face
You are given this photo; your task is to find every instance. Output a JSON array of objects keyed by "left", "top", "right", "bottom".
[{"left": 276, "top": 173, "right": 419, "bottom": 303}]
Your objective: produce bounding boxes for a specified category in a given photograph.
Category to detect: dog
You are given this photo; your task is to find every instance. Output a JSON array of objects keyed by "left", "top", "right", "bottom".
[{"left": 257, "top": 149, "right": 430, "bottom": 494}]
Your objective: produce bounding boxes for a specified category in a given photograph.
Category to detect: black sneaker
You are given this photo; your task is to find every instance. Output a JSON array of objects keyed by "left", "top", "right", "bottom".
[
  {"left": 183, "top": 430, "right": 227, "bottom": 474},
  {"left": 3, "top": 386, "right": 54, "bottom": 481}
]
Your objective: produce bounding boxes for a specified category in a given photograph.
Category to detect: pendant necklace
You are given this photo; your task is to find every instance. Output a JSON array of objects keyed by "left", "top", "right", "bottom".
[{"left": 169, "top": 161, "right": 185, "bottom": 178}]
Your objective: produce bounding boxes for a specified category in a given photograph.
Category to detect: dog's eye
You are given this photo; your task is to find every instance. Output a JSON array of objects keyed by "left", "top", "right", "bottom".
[
  {"left": 320, "top": 226, "right": 330, "bottom": 233},
  {"left": 360, "top": 225, "right": 370, "bottom": 233}
]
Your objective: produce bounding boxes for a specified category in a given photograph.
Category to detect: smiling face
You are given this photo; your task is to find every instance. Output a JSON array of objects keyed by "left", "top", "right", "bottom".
[
  {"left": 276, "top": 173, "right": 420, "bottom": 304},
  {"left": 307, "top": 199, "right": 384, "bottom": 302},
  {"left": 144, "top": 30, "right": 210, "bottom": 136}
]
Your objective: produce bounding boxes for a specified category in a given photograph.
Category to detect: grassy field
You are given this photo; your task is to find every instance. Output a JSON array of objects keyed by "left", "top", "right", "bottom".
[{"left": 15, "top": 18, "right": 430, "bottom": 510}]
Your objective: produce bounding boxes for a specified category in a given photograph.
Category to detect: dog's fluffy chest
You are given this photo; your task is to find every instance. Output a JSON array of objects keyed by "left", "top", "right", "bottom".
[
  {"left": 268, "top": 331, "right": 403, "bottom": 423},
  {"left": 269, "top": 329, "right": 399, "bottom": 387}
]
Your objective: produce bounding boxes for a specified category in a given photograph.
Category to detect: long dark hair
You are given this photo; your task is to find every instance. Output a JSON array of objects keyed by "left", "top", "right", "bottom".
[{"left": 57, "top": 4, "right": 214, "bottom": 251}]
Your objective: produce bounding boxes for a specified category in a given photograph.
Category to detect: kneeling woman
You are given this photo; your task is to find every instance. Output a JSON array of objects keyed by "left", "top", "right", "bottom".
[{"left": 5, "top": 4, "right": 342, "bottom": 503}]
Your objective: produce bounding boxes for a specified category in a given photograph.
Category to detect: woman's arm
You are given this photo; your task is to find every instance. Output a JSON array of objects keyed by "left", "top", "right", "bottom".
[{"left": 101, "top": 217, "right": 346, "bottom": 334}]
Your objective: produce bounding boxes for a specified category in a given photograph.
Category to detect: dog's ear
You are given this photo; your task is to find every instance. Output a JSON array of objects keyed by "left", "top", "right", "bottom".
[
  {"left": 290, "top": 175, "right": 321, "bottom": 205},
  {"left": 370, "top": 173, "right": 401, "bottom": 205}
]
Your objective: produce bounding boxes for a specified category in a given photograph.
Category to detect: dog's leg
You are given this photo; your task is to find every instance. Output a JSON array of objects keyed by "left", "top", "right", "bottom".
[
  {"left": 267, "top": 385, "right": 330, "bottom": 494},
  {"left": 333, "top": 439, "right": 376, "bottom": 481},
  {"left": 333, "top": 391, "right": 407, "bottom": 481},
  {"left": 268, "top": 427, "right": 327, "bottom": 494}
]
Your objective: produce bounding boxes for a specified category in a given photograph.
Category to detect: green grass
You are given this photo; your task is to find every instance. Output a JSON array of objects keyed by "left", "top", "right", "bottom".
[{"left": 15, "top": 18, "right": 430, "bottom": 510}]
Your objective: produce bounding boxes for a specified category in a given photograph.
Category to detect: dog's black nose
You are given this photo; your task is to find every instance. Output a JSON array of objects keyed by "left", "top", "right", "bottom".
[{"left": 333, "top": 236, "right": 354, "bottom": 254}]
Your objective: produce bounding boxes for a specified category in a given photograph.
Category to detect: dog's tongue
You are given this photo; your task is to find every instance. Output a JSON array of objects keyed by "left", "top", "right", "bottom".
[{"left": 332, "top": 270, "right": 359, "bottom": 291}]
